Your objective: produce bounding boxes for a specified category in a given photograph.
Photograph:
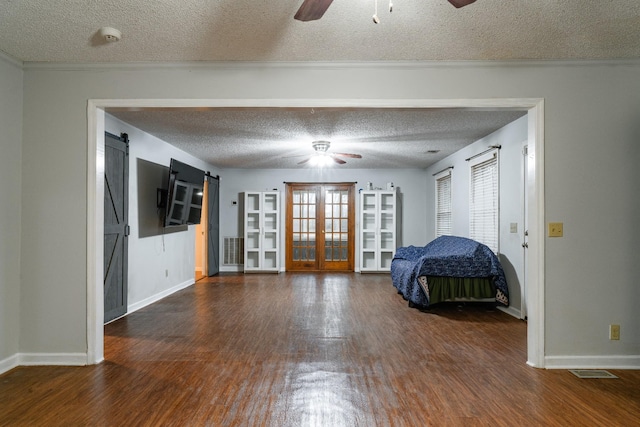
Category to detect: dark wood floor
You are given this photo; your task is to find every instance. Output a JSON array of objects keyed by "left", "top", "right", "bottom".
[{"left": 2, "top": 273, "right": 639, "bottom": 426}]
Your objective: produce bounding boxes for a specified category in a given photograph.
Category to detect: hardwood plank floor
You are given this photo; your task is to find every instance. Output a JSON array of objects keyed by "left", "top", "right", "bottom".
[{"left": 1, "top": 273, "right": 639, "bottom": 426}]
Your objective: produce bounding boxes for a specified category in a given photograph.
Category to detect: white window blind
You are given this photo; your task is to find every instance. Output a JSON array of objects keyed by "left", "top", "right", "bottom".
[
  {"left": 435, "top": 169, "right": 452, "bottom": 237},
  {"left": 469, "top": 151, "right": 499, "bottom": 253}
]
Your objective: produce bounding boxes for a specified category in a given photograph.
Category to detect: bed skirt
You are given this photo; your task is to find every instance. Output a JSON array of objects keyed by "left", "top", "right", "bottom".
[{"left": 417, "top": 276, "right": 496, "bottom": 305}]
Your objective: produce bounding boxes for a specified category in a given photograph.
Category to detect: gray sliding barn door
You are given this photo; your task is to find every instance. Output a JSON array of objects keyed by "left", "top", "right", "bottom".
[
  {"left": 104, "top": 132, "right": 129, "bottom": 323},
  {"left": 207, "top": 175, "right": 220, "bottom": 276}
]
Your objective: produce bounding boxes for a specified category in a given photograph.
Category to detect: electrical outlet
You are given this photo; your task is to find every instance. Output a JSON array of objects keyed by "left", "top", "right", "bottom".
[
  {"left": 609, "top": 324, "right": 620, "bottom": 340},
  {"left": 548, "top": 222, "right": 563, "bottom": 237}
]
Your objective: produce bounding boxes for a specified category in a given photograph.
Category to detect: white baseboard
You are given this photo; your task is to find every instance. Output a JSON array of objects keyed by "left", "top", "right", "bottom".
[
  {"left": 0, "top": 352, "right": 88, "bottom": 375},
  {"left": 19, "top": 352, "right": 88, "bottom": 366},
  {"left": 0, "top": 281, "right": 196, "bottom": 375},
  {"left": 0, "top": 354, "right": 19, "bottom": 375},
  {"left": 127, "top": 278, "right": 195, "bottom": 315},
  {"left": 545, "top": 355, "right": 640, "bottom": 370},
  {"left": 497, "top": 305, "right": 522, "bottom": 319}
]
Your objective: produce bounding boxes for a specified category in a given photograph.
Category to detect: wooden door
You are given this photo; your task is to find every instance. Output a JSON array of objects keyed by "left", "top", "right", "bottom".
[
  {"left": 104, "top": 132, "right": 129, "bottom": 323},
  {"left": 286, "top": 183, "right": 355, "bottom": 271}
]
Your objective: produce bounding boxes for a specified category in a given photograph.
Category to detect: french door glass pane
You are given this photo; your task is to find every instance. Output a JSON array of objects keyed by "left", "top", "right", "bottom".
[
  {"left": 292, "top": 190, "right": 316, "bottom": 262},
  {"left": 324, "top": 190, "right": 349, "bottom": 261}
]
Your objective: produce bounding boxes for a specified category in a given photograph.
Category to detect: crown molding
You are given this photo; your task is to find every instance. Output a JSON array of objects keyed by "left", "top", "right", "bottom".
[
  {"left": 22, "top": 58, "right": 640, "bottom": 72},
  {"left": 0, "top": 50, "right": 23, "bottom": 69}
]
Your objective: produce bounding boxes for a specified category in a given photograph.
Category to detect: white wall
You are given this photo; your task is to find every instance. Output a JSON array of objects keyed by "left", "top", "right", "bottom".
[
  {"left": 424, "top": 116, "right": 529, "bottom": 315},
  {"left": 219, "top": 168, "right": 428, "bottom": 271},
  {"left": 105, "top": 115, "right": 219, "bottom": 312},
  {"left": 0, "top": 54, "right": 23, "bottom": 369},
  {"left": 15, "top": 60, "right": 640, "bottom": 367}
]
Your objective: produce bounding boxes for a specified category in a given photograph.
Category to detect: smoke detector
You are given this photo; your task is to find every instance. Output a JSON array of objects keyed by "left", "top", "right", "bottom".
[{"left": 99, "top": 27, "right": 122, "bottom": 42}]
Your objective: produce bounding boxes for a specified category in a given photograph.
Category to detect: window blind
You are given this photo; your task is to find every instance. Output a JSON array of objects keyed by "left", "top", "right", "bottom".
[
  {"left": 435, "top": 170, "right": 452, "bottom": 237},
  {"left": 469, "top": 151, "right": 499, "bottom": 253}
]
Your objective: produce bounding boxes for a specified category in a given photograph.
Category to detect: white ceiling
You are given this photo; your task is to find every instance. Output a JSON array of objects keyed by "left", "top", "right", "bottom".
[{"left": 3, "top": 0, "right": 637, "bottom": 169}]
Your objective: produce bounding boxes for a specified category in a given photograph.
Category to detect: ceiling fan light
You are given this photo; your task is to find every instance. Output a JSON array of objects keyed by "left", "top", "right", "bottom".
[
  {"left": 312, "top": 140, "right": 331, "bottom": 153},
  {"left": 302, "top": 140, "right": 360, "bottom": 167},
  {"left": 309, "top": 154, "right": 333, "bottom": 167}
]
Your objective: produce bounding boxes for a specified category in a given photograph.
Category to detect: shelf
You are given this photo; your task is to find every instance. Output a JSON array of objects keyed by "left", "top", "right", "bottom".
[
  {"left": 359, "top": 190, "right": 397, "bottom": 272},
  {"left": 244, "top": 191, "right": 280, "bottom": 272}
]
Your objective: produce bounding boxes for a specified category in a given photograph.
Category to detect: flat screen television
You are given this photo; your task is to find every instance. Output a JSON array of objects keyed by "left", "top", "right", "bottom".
[{"left": 162, "top": 158, "right": 205, "bottom": 227}]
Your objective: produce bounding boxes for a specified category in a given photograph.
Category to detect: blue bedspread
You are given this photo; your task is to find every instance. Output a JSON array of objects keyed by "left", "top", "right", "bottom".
[{"left": 390, "top": 236, "right": 509, "bottom": 308}]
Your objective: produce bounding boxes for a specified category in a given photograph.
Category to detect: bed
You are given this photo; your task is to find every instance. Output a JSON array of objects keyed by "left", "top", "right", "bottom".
[{"left": 390, "top": 236, "right": 509, "bottom": 309}]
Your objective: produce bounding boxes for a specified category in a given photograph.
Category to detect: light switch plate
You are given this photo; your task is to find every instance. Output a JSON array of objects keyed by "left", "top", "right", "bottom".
[
  {"left": 548, "top": 222, "right": 563, "bottom": 237},
  {"left": 610, "top": 324, "right": 620, "bottom": 340},
  {"left": 510, "top": 223, "right": 518, "bottom": 233}
]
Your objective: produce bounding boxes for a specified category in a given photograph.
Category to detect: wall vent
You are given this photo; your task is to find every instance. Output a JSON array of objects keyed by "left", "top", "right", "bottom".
[{"left": 223, "top": 237, "right": 244, "bottom": 265}]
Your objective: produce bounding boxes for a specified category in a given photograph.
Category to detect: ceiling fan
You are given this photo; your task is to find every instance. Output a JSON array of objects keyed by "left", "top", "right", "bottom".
[
  {"left": 448, "top": 0, "right": 477, "bottom": 8},
  {"left": 294, "top": 0, "right": 477, "bottom": 21},
  {"left": 296, "top": 141, "right": 362, "bottom": 165}
]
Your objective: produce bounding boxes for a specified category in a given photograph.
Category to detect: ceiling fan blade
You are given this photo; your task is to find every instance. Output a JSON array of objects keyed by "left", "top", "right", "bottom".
[
  {"left": 448, "top": 0, "right": 477, "bottom": 8},
  {"left": 333, "top": 152, "right": 362, "bottom": 159},
  {"left": 331, "top": 156, "right": 347, "bottom": 165},
  {"left": 297, "top": 157, "right": 311, "bottom": 165},
  {"left": 294, "top": 0, "right": 334, "bottom": 21}
]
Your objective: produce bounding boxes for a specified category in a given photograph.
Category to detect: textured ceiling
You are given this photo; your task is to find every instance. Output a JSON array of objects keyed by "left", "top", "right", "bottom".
[
  {"left": 4, "top": 1, "right": 636, "bottom": 169},
  {"left": 108, "top": 107, "right": 526, "bottom": 169},
  {"left": 1, "top": 0, "right": 639, "bottom": 63}
]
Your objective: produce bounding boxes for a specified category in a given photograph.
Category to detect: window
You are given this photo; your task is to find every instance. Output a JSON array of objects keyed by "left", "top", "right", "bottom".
[
  {"left": 469, "top": 150, "right": 499, "bottom": 253},
  {"left": 435, "top": 169, "right": 452, "bottom": 237}
]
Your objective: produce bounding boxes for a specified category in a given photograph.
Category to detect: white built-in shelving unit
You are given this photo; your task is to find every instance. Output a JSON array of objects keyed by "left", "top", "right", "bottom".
[
  {"left": 359, "top": 190, "right": 397, "bottom": 272},
  {"left": 243, "top": 191, "right": 280, "bottom": 273}
]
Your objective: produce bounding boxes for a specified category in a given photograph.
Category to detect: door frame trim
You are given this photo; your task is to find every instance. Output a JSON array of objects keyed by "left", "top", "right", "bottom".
[{"left": 88, "top": 98, "right": 544, "bottom": 368}]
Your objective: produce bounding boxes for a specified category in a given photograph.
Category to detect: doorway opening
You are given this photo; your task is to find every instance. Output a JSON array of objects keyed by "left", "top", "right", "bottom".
[
  {"left": 195, "top": 180, "right": 208, "bottom": 281},
  {"left": 88, "top": 98, "right": 545, "bottom": 368}
]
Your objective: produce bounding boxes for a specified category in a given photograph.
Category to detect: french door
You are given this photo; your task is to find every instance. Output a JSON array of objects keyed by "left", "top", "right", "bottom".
[{"left": 286, "top": 183, "right": 355, "bottom": 271}]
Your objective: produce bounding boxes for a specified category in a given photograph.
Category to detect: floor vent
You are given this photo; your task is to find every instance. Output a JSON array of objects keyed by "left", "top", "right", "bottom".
[
  {"left": 223, "top": 237, "right": 244, "bottom": 265},
  {"left": 569, "top": 370, "right": 618, "bottom": 379}
]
